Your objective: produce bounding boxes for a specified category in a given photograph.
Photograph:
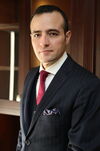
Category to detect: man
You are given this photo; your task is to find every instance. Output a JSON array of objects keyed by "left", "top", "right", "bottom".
[{"left": 16, "top": 5, "right": 100, "bottom": 151}]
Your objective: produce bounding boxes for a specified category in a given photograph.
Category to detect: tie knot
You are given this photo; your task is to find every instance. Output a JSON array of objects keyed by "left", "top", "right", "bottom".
[{"left": 40, "top": 70, "right": 49, "bottom": 81}]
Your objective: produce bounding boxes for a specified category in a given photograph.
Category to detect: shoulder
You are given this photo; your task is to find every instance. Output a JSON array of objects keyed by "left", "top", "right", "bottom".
[{"left": 64, "top": 55, "right": 100, "bottom": 87}]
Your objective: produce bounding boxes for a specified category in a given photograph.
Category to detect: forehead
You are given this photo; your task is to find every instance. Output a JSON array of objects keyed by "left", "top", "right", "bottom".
[{"left": 30, "top": 11, "right": 64, "bottom": 31}]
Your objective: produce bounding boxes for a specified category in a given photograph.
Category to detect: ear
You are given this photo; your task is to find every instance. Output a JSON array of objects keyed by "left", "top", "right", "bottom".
[{"left": 65, "top": 30, "right": 71, "bottom": 44}]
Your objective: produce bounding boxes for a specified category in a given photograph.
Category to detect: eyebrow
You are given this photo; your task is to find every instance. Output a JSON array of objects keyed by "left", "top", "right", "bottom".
[
  {"left": 47, "top": 29, "right": 60, "bottom": 33},
  {"left": 31, "top": 29, "right": 60, "bottom": 34},
  {"left": 31, "top": 30, "right": 41, "bottom": 34}
]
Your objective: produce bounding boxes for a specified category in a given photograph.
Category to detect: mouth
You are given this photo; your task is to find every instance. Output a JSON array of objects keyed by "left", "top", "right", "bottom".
[{"left": 40, "top": 50, "right": 53, "bottom": 53}]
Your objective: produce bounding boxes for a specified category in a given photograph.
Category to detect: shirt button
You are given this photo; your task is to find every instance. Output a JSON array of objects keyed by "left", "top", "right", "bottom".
[
  {"left": 25, "top": 139, "right": 31, "bottom": 146},
  {"left": 33, "top": 111, "right": 36, "bottom": 114}
]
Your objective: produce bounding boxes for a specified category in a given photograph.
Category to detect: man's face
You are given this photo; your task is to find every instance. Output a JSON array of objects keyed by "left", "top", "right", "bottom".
[{"left": 30, "top": 11, "right": 71, "bottom": 68}]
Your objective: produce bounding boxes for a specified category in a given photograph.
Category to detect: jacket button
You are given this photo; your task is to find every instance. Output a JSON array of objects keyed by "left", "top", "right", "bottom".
[{"left": 25, "top": 139, "right": 31, "bottom": 146}]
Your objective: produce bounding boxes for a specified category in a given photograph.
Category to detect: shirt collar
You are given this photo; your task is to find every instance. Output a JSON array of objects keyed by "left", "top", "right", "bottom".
[{"left": 39, "top": 52, "right": 68, "bottom": 75}]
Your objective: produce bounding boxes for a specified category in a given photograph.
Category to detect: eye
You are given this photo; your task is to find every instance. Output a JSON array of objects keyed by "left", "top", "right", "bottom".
[
  {"left": 48, "top": 32, "right": 59, "bottom": 37},
  {"left": 31, "top": 33, "right": 41, "bottom": 38}
]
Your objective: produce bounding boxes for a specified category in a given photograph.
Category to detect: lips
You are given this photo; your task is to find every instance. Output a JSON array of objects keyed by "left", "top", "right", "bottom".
[{"left": 40, "top": 50, "right": 53, "bottom": 53}]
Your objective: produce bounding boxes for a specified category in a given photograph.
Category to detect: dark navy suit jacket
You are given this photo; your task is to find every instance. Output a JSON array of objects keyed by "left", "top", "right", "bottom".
[{"left": 16, "top": 56, "right": 100, "bottom": 151}]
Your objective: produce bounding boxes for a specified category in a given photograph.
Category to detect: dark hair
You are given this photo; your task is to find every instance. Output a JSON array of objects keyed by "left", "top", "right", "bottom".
[{"left": 31, "top": 5, "right": 69, "bottom": 32}]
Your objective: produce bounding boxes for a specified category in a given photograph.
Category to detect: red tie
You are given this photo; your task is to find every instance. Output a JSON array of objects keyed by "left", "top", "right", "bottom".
[{"left": 36, "top": 70, "right": 49, "bottom": 105}]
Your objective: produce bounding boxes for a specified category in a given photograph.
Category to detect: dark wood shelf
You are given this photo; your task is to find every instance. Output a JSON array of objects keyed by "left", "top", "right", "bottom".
[
  {"left": 0, "top": 66, "right": 19, "bottom": 71},
  {"left": 0, "top": 99, "right": 20, "bottom": 116},
  {"left": 0, "top": 23, "right": 19, "bottom": 31}
]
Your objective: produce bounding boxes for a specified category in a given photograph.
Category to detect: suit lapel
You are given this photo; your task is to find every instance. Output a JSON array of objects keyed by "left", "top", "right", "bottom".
[
  {"left": 23, "top": 67, "right": 39, "bottom": 134},
  {"left": 27, "top": 56, "right": 75, "bottom": 137}
]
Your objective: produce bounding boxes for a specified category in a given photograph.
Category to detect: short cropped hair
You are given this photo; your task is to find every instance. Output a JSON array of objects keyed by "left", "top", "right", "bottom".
[{"left": 31, "top": 5, "right": 69, "bottom": 33}]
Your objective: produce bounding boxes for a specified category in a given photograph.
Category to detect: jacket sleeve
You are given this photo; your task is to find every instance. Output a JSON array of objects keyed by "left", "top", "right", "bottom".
[
  {"left": 16, "top": 130, "right": 22, "bottom": 151},
  {"left": 67, "top": 80, "right": 100, "bottom": 151}
]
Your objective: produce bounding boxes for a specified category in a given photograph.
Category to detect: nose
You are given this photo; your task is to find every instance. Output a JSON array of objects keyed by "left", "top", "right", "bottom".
[{"left": 39, "top": 34, "right": 49, "bottom": 48}]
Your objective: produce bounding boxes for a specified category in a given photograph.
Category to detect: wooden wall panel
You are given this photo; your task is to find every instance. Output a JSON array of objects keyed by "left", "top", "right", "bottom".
[
  {"left": 0, "top": 0, "right": 19, "bottom": 23},
  {"left": 18, "top": 0, "right": 31, "bottom": 95},
  {"left": 0, "top": 114, "right": 19, "bottom": 151},
  {"left": 0, "top": 71, "right": 9, "bottom": 99},
  {"left": 70, "top": 0, "right": 85, "bottom": 66},
  {"left": 95, "top": 0, "right": 100, "bottom": 78},
  {"left": 82, "top": 0, "right": 95, "bottom": 72},
  {"left": 31, "top": 0, "right": 72, "bottom": 18},
  {"left": 70, "top": 0, "right": 95, "bottom": 73},
  {"left": 0, "top": 1, "right": 20, "bottom": 151},
  {"left": 0, "top": 31, "right": 10, "bottom": 66}
]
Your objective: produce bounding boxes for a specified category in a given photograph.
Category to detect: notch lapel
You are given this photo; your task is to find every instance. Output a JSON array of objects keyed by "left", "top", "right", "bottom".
[{"left": 22, "top": 67, "right": 39, "bottom": 135}]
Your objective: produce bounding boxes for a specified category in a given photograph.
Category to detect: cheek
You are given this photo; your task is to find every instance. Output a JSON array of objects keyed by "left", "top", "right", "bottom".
[
  {"left": 52, "top": 39, "right": 66, "bottom": 50},
  {"left": 31, "top": 42, "right": 39, "bottom": 57},
  {"left": 32, "top": 41, "right": 39, "bottom": 52},
  {"left": 32, "top": 40, "right": 36, "bottom": 49}
]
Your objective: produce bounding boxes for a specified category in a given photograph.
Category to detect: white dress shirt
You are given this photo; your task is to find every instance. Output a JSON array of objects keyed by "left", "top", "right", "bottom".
[{"left": 36, "top": 52, "right": 68, "bottom": 97}]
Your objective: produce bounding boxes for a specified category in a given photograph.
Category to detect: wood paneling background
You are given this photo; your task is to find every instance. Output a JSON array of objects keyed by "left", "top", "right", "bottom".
[
  {"left": 0, "top": 114, "right": 19, "bottom": 151},
  {"left": 95, "top": 0, "right": 100, "bottom": 77},
  {"left": 18, "top": 0, "right": 31, "bottom": 95},
  {"left": 0, "top": 0, "right": 20, "bottom": 150},
  {"left": 0, "top": 0, "right": 19, "bottom": 23}
]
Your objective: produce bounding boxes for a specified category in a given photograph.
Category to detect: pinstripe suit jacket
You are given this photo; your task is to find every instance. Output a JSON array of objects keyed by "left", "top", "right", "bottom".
[{"left": 16, "top": 56, "right": 100, "bottom": 151}]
